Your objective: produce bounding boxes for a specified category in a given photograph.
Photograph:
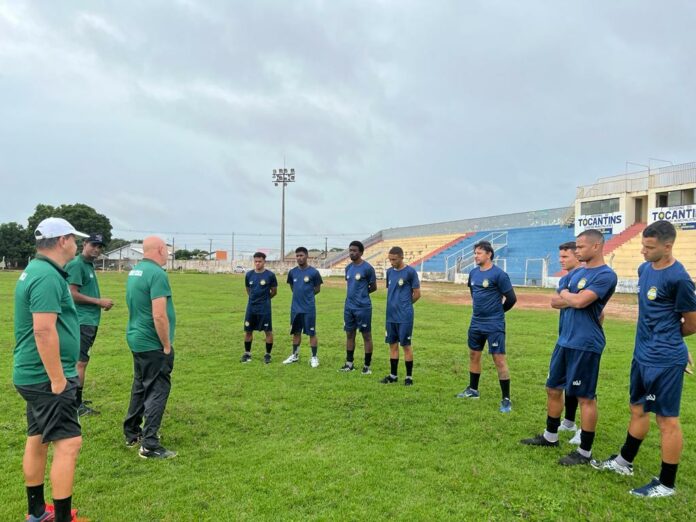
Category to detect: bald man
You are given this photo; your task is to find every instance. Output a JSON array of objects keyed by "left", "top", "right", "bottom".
[{"left": 123, "top": 237, "right": 177, "bottom": 459}]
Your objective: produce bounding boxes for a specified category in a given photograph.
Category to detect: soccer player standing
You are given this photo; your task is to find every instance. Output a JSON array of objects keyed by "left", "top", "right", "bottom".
[
  {"left": 591, "top": 221, "right": 696, "bottom": 497},
  {"left": 521, "top": 229, "right": 617, "bottom": 466},
  {"left": 457, "top": 241, "right": 517, "bottom": 413},
  {"left": 283, "top": 247, "right": 323, "bottom": 367},
  {"left": 240, "top": 252, "right": 278, "bottom": 364},
  {"left": 380, "top": 246, "right": 420, "bottom": 385},
  {"left": 339, "top": 241, "right": 377, "bottom": 374}
]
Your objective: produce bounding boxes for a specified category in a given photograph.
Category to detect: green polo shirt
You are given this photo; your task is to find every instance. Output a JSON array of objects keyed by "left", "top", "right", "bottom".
[
  {"left": 13, "top": 255, "right": 80, "bottom": 385},
  {"left": 126, "top": 259, "right": 176, "bottom": 352},
  {"left": 65, "top": 254, "right": 101, "bottom": 326}
]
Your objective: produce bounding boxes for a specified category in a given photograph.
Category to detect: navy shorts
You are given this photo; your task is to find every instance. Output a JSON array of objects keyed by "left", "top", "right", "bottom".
[
  {"left": 290, "top": 312, "right": 317, "bottom": 336},
  {"left": 15, "top": 377, "right": 82, "bottom": 443},
  {"left": 468, "top": 328, "right": 506, "bottom": 354},
  {"left": 629, "top": 360, "right": 684, "bottom": 417},
  {"left": 385, "top": 322, "right": 413, "bottom": 347},
  {"left": 344, "top": 307, "right": 372, "bottom": 333},
  {"left": 546, "top": 344, "right": 601, "bottom": 399},
  {"left": 244, "top": 310, "right": 273, "bottom": 332},
  {"left": 79, "top": 325, "right": 98, "bottom": 362}
]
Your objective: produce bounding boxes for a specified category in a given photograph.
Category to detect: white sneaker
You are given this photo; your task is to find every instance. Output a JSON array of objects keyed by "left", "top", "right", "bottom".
[
  {"left": 569, "top": 429, "right": 582, "bottom": 445},
  {"left": 283, "top": 353, "right": 299, "bottom": 364},
  {"left": 558, "top": 422, "right": 577, "bottom": 432},
  {"left": 310, "top": 356, "right": 319, "bottom": 368},
  {"left": 590, "top": 454, "right": 634, "bottom": 476}
]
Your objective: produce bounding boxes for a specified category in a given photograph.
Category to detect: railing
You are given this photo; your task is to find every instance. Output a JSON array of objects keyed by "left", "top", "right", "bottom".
[
  {"left": 577, "top": 162, "right": 696, "bottom": 199},
  {"left": 445, "top": 231, "right": 508, "bottom": 281}
]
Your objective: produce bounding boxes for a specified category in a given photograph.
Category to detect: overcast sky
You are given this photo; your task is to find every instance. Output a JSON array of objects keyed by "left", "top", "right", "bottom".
[{"left": 1, "top": 1, "right": 694, "bottom": 253}]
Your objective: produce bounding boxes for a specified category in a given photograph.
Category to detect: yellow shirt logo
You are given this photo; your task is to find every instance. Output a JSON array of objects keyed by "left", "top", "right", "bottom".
[
  {"left": 355, "top": 274, "right": 361, "bottom": 280},
  {"left": 482, "top": 279, "right": 489, "bottom": 288},
  {"left": 647, "top": 286, "right": 657, "bottom": 301},
  {"left": 398, "top": 278, "right": 404, "bottom": 286},
  {"left": 577, "top": 278, "right": 587, "bottom": 290},
  {"left": 304, "top": 276, "right": 310, "bottom": 283},
  {"left": 260, "top": 279, "right": 266, "bottom": 286}
]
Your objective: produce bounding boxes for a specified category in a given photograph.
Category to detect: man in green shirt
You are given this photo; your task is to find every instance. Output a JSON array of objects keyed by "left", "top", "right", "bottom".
[
  {"left": 13, "top": 217, "right": 87, "bottom": 522},
  {"left": 123, "top": 236, "right": 177, "bottom": 459},
  {"left": 65, "top": 233, "right": 114, "bottom": 416}
]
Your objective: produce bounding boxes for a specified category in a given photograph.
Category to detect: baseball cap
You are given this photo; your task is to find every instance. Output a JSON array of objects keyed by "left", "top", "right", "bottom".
[
  {"left": 86, "top": 233, "right": 106, "bottom": 246},
  {"left": 34, "top": 217, "right": 89, "bottom": 240}
]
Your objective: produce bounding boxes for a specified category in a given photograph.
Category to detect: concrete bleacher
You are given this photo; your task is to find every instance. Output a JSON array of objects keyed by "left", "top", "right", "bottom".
[{"left": 609, "top": 228, "right": 696, "bottom": 279}]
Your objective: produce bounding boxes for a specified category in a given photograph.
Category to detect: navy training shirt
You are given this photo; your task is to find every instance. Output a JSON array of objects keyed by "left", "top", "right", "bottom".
[
  {"left": 287, "top": 266, "right": 323, "bottom": 314},
  {"left": 468, "top": 265, "right": 513, "bottom": 332},
  {"left": 245, "top": 269, "right": 277, "bottom": 313},
  {"left": 386, "top": 266, "right": 420, "bottom": 323},
  {"left": 557, "top": 265, "right": 617, "bottom": 353},
  {"left": 345, "top": 261, "right": 376, "bottom": 310},
  {"left": 634, "top": 261, "right": 696, "bottom": 367},
  {"left": 556, "top": 268, "right": 577, "bottom": 336}
]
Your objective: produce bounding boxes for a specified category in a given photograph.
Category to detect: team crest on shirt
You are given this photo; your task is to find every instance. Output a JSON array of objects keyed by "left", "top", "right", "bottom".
[
  {"left": 482, "top": 279, "right": 489, "bottom": 288},
  {"left": 249, "top": 280, "right": 254, "bottom": 285},
  {"left": 577, "top": 278, "right": 587, "bottom": 290},
  {"left": 355, "top": 274, "right": 361, "bottom": 280},
  {"left": 304, "top": 276, "right": 310, "bottom": 283},
  {"left": 647, "top": 286, "right": 657, "bottom": 301},
  {"left": 398, "top": 278, "right": 404, "bottom": 286},
  {"left": 260, "top": 279, "right": 266, "bottom": 286},
  {"left": 244, "top": 321, "right": 250, "bottom": 326}
]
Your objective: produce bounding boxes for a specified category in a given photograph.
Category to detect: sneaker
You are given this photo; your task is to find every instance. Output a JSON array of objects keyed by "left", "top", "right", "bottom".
[
  {"left": 380, "top": 375, "right": 398, "bottom": 384},
  {"left": 520, "top": 434, "right": 559, "bottom": 447},
  {"left": 139, "top": 445, "right": 177, "bottom": 459},
  {"left": 558, "top": 422, "right": 577, "bottom": 432},
  {"left": 310, "top": 356, "right": 320, "bottom": 368},
  {"left": 404, "top": 377, "right": 414, "bottom": 386},
  {"left": 125, "top": 435, "right": 142, "bottom": 448},
  {"left": 630, "top": 477, "right": 675, "bottom": 498},
  {"left": 590, "top": 454, "right": 634, "bottom": 476},
  {"left": 361, "top": 365, "right": 372, "bottom": 375},
  {"left": 569, "top": 429, "right": 582, "bottom": 445},
  {"left": 77, "top": 403, "right": 100, "bottom": 416},
  {"left": 456, "top": 387, "right": 480, "bottom": 399},
  {"left": 240, "top": 352, "right": 252, "bottom": 363},
  {"left": 338, "top": 362, "right": 355, "bottom": 372},
  {"left": 263, "top": 353, "right": 272, "bottom": 364},
  {"left": 26, "top": 510, "right": 55, "bottom": 522},
  {"left": 499, "top": 398, "right": 512, "bottom": 413},
  {"left": 283, "top": 353, "right": 299, "bottom": 364},
  {"left": 558, "top": 450, "right": 591, "bottom": 466}
]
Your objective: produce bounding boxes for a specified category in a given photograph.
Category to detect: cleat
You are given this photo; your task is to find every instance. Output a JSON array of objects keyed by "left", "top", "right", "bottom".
[
  {"left": 240, "top": 352, "right": 252, "bottom": 363},
  {"left": 338, "top": 362, "right": 355, "bottom": 372},
  {"left": 310, "top": 356, "right": 320, "bottom": 368},
  {"left": 569, "top": 429, "right": 582, "bottom": 445},
  {"left": 404, "top": 377, "right": 414, "bottom": 386},
  {"left": 125, "top": 435, "right": 142, "bottom": 448},
  {"left": 380, "top": 375, "right": 398, "bottom": 384},
  {"left": 361, "top": 365, "right": 372, "bottom": 375},
  {"left": 283, "top": 353, "right": 299, "bottom": 364},
  {"left": 499, "top": 398, "right": 512, "bottom": 413},
  {"left": 520, "top": 434, "right": 559, "bottom": 447},
  {"left": 456, "top": 387, "right": 480, "bottom": 399},
  {"left": 590, "top": 454, "right": 634, "bottom": 476},
  {"left": 630, "top": 477, "right": 675, "bottom": 498},
  {"left": 263, "top": 353, "right": 272, "bottom": 364},
  {"left": 26, "top": 510, "right": 54, "bottom": 521},
  {"left": 139, "top": 445, "right": 177, "bottom": 460},
  {"left": 77, "top": 403, "right": 100, "bottom": 417},
  {"left": 558, "top": 422, "right": 577, "bottom": 432},
  {"left": 558, "top": 450, "right": 591, "bottom": 466}
]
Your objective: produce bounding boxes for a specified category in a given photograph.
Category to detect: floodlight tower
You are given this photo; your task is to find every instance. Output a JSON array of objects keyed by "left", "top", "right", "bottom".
[{"left": 272, "top": 167, "right": 296, "bottom": 263}]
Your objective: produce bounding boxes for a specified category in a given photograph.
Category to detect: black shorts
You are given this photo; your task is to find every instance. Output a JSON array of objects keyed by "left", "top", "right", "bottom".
[
  {"left": 15, "top": 377, "right": 82, "bottom": 443},
  {"left": 79, "top": 325, "right": 99, "bottom": 362}
]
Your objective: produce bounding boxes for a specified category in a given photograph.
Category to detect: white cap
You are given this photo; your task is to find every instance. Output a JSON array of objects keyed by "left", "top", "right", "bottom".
[{"left": 34, "top": 217, "right": 89, "bottom": 240}]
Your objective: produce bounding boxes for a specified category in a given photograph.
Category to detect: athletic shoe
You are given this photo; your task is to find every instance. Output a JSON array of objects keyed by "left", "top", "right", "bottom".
[
  {"left": 310, "top": 356, "right": 320, "bottom": 368},
  {"left": 404, "top": 377, "right": 414, "bottom": 386},
  {"left": 499, "top": 398, "right": 512, "bottom": 413},
  {"left": 630, "top": 477, "right": 675, "bottom": 498},
  {"left": 240, "top": 352, "right": 252, "bottom": 363},
  {"left": 77, "top": 403, "right": 100, "bottom": 416},
  {"left": 456, "top": 387, "right": 480, "bottom": 399},
  {"left": 380, "top": 375, "right": 398, "bottom": 384},
  {"left": 338, "top": 363, "right": 355, "bottom": 372},
  {"left": 263, "top": 353, "right": 272, "bottom": 364},
  {"left": 520, "top": 434, "right": 559, "bottom": 447},
  {"left": 569, "top": 429, "right": 582, "bottom": 445},
  {"left": 590, "top": 454, "right": 634, "bottom": 476},
  {"left": 125, "top": 435, "right": 142, "bottom": 448},
  {"left": 139, "top": 445, "right": 177, "bottom": 459},
  {"left": 361, "top": 365, "right": 372, "bottom": 375},
  {"left": 558, "top": 450, "right": 591, "bottom": 466},
  {"left": 26, "top": 510, "right": 54, "bottom": 522},
  {"left": 558, "top": 422, "right": 577, "bottom": 432},
  {"left": 283, "top": 353, "right": 299, "bottom": 364}
]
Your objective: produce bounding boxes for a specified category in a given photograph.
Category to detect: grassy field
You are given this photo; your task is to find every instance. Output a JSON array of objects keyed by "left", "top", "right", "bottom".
[{"left": 0, "top": 271, "right": 694, "bottom": 521}]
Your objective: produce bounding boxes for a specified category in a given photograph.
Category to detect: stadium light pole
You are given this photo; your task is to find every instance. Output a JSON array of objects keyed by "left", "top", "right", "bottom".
[{"left": 272, "top": 167, "right": 296, "bottom": 264}]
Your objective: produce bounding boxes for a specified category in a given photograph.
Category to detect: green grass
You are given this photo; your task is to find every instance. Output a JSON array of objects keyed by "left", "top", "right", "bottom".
[{"left": 0, "top": 272, "right": 694, "bottom": 521}]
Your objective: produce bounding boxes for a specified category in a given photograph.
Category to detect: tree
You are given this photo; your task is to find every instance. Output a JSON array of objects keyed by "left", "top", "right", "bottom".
[
  {"left": 0, "top": 222, "right": 33, "bottom": 267},
  {"left": 175, "top": 249, "right": 193, "bottom": 260},
  {"left": 107, "top": 238, "right": 130, "bottom": 252},
  {"left": 27, "top": 203, "right": 113, "bottom": 244}
]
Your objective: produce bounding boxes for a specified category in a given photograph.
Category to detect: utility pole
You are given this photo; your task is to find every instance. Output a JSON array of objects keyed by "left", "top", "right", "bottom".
[{"left": 272, "top": 165, "right": 296, "bottom": 266}]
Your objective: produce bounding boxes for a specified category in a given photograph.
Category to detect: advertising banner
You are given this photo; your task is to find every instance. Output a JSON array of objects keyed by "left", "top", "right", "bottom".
[
  {"left": 575, "top": 212, "right": 626, "bottom": 235},
  {"left": 649, "top": 205, "right": 696, "bottom": 230}
]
